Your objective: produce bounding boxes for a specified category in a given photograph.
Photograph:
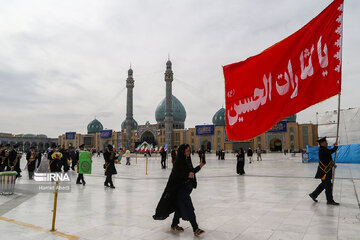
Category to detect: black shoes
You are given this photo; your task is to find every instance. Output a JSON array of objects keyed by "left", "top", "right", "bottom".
[
  {"left": 194, "top": 228, "right": 205, "bottom": 237},
  {"left": 309, "top": 193, "right": 318, "bottom": 202},
  {"left": 82, "top": 181, "right": 86, "bottom": 186},
  {"left": 104, "top": 182, "right": 109, "bottom": 187},
  {"left": 109, "top": 185, "right": 115, "bottom": 189},
  {"left": 76, "top": 181, "right": 82, "bottom": 184},
  {"left": 327, "top": 201, "right": 340, "bottom": 205}
]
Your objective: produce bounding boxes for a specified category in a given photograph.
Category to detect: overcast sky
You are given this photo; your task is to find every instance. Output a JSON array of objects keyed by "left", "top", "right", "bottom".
[{"left": 0, "top": 0, "right": 358, "bottom": 138}]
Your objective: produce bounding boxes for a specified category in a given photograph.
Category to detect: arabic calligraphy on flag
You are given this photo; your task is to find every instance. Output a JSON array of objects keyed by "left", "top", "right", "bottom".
[{"left": 223, "top": 0, "right": 343, "bottom": 141}]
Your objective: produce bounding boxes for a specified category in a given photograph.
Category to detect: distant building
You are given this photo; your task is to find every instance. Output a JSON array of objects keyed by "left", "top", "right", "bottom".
[
  {"left": 58, "top": 60, "right": 317, "bottom": 152},
  {"left": 0, "top": 133, "right": 57, "bottom": 151}
]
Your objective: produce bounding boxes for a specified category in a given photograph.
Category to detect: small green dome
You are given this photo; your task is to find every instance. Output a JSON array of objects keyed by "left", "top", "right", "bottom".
[
  {"left": 121, "top": 119, "right": 138, "bottom": 132},
  {"left": 23, "top": 134, "right": 36, "bottom": 138},
  {"left": 155, "top": 95, "right": 186, "bottom": 124},
  {"left": 87, "top": 119, "right": 103, "bottom": 134},
  {"left": 36, "top": 134, "right": 47, "bottom": 138},
  {"left": 283, "top": 114, "right": 297, "bottom": 122},
  {"left": 212, "top": 108, "right": 226, "bottom": 126}
]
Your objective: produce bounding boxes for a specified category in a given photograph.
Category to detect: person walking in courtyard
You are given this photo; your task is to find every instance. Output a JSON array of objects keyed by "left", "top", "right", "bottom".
[
  {"left": 75, "top": 144, "right": 87, "bottom": 185},
  {"left": 103, "top": 144, "right": 117, "bottom": 188},
  {"left": 198, "top": 147, "right": 205, "bottom": 163},
  {"left": 221, "top": 149, "right": 225, "bottom": 160},
  {"left": 125, "top": 149, "right": 131, "bottom": 165},
  {"left": 26, "top": 146, "right": 38, "bottom": 179},
  {"left": 247, "top": 148, "right": 253, "bottom": 164},
  {"left": 153, "top": 144, "right": 206, "bottom": 237},
  {"left": 7, "top": 144, "right": 22, "bottom": 177},
  {"left": 59, "top": 145, "right": 69, "bottom": 172},
  {"left": 309, "top": 137, "right": 339, "bottom": 205},
  {"left": 256, "top": 147, "right": 262, "bottom": 161},
  {"left": 236, "top": 148, "right": 245, "bottom": 175},
  {"left": 160, "top": 148, "right": 167, "bottom": 169}
]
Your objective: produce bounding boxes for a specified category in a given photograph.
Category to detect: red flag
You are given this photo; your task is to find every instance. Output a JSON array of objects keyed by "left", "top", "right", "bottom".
[{"left": 223, "top": 0, "right": 343, "bottom": 141}]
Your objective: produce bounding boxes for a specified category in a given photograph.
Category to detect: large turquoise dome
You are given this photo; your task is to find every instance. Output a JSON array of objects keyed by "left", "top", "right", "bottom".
[
  {"left": 155, "top": 95, "right": 186, "bottom": 129},
  {"left": 212, "top": 108, "right": 225, "bottom": 126},
  {"left": 87, "top": 119, "right": 103, "bottom": 134},
  {"left": 121, "top": 119, "right": 138, "bottom": 132}
]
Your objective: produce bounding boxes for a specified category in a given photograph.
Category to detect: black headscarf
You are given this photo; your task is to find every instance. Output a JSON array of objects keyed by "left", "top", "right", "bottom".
[{"left": 175, "top": 144, "right": 189, "bottom": 163}]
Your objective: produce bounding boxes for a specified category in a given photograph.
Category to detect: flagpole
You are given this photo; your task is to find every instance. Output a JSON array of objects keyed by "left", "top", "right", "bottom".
[{"left": 332, "top": 93, "right": 341, "bottom": 194}]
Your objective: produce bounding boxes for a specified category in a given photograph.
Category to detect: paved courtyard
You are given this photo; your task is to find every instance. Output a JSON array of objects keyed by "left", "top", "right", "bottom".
[{"left": 0, "top": 152, "right": 359, "bottom": 240}]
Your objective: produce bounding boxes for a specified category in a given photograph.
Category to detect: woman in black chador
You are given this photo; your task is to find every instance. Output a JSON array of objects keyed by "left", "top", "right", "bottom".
[
  {"left": 153, "top": 144, "right": 206, "bottom": 237},
  {"left": 103, "top": 144, "right": 117, "bottom": 188},
  {"left": 236, "top": 148, "right": 245, "bottom": 175}
]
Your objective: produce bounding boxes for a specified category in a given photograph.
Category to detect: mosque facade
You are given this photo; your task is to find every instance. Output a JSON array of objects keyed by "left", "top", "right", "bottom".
[{"left": 58, "top": 60, "right": 318, "bottom": 152}]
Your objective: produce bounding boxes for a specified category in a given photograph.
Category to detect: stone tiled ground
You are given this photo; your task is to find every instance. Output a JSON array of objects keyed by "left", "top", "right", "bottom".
[{"left": 0, "top": 153, "right": 359, "bottom": 240}]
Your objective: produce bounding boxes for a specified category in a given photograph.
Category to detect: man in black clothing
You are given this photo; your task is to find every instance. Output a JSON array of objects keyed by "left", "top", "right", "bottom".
[
  {"left": 26, "top": 146, "right": 38, "bottom": 179},
  {"left": 58, "top": 145, "right": 69, "bottom": 172},
  {"left": 69, "top": 147, "right": 76, "bottom": 171},
  {"left": 0, "top": 144, "right": 7, "bottom": 172},
  {"left": 160, "top": 150, "right": 167, "bottom": 169},
  {"left": 309, "top": 137, "right": 339, "bottom": 205},
  {"left": 7, "top": 144, "right": 22, "bottom": 177},
  {"left": 247, "top": 148, "right": 253, "bottom": 164}
]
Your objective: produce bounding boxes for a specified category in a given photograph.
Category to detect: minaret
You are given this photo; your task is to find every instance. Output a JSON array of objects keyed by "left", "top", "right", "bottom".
[
  {"left": 164, "top": 59, "right": 173, "bottom": 150},
  {"left": 126, "top": 67, "right": 134, "bottom": 150}
]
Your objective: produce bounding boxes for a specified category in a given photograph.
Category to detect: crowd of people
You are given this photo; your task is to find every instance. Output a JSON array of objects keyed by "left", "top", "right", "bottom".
[{"left": 1, "top": 139, "right": 340, "bottom": 236}]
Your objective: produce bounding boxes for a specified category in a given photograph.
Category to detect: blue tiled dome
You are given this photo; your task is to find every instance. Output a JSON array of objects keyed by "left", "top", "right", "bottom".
[
  {"left": 87, "top": 119, "right": 103, "bottom": 134},
  {"left": 121, "top": 119, "right": 138, "bottom": 132},
  {"left": 155, "top": 95, "right": 186, "bottom": 125},
  {"left": 212, "top": 108, "right": 225, "bottom": 126}
]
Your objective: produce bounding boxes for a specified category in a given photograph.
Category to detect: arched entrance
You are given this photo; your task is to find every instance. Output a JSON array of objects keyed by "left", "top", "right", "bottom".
[
  {"left": 38, "top": 142, "right": 44, "bottom": 151},
  {"left": 140, "top": 131, "right": 156, "bottom": 145},
  {"left": 200, "top": 140, "right": 211, "bottom": 152},
  {"left": 270, "top": 138, "right": 282, "bottom": 152},
  {"left": 103, "top": 141, "right": 111, "bottom": 151}
]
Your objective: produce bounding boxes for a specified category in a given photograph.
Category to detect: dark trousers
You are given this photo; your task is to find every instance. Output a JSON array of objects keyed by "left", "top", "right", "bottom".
[
  {"left": 71, "top": 160, "right": 77, "bottom": 170},
  {"left": 105, "top": 174, "right": 114, "bottom": 186},
  {"left": 60, "top": 159, "right": 69, "bottom": 172},
  {"left": 311, "top": 178, "right": 334, "bottom": 202},
  {"left": 161, "top": 157, "right": 166, "bottom": 169},
  {"left": 171, "top": 209, "right": 198, "bottom": 232},
  {"left": 76, "top": 173, "right": 85, "bottom": 183},
  {"left": 28, "top": 171, "right": 34, "bottom": 180},
  {"left": 236, "top": 160, "right": 245, "bottom": 175}
]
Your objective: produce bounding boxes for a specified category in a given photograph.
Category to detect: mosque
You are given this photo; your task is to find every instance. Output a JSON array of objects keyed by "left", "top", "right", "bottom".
[{"left": 58, "top": 60, "right": 318, "bottom": 152}]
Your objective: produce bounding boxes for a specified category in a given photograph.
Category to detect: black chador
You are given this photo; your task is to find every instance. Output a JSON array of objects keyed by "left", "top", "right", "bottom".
[
  {"left": 103, "top": 145, "right": 117, "bottom": 188},
  {"left": 236, "top": 149, "right": 245, "bottom": 175},
  {"left": 309, "top": 137, "right": 339, "bottom": 205},
  {"left": 26, "top": 147, "right": 39, "bottom": 179}
]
